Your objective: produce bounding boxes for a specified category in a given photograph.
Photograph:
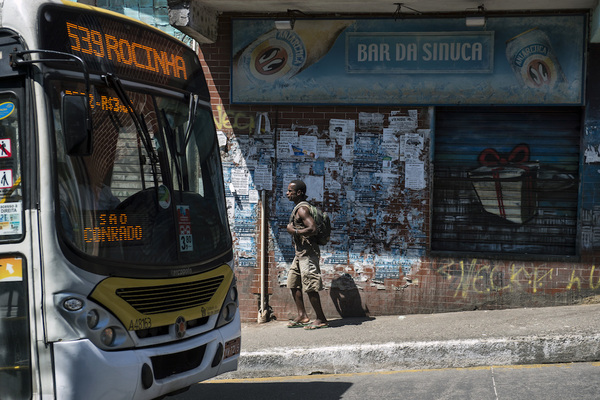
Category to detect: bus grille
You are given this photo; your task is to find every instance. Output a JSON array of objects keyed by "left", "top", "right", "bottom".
[
  {"left": 115, "top": 275, "right": 224, "bottom": 315},
  {"left": 151, "top": 344, "right": 206, "bottom": 379}
]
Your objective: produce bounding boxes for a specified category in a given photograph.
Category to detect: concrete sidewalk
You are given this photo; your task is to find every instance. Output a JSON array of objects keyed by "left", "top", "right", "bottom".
[{"left": 217, "top": 303, "right": 600, "bottom": 379}]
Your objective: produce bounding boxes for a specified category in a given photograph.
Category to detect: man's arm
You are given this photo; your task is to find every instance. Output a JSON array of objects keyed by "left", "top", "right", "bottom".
[{"left": 295, "top": 206, "right": 317, "bottom": 236}]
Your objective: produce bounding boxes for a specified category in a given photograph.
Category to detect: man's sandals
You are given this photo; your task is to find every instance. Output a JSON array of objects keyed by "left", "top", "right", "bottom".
[
  {"left": 287, "top": 320, "right": 310, "bottom": 328},
  {"left": 303, "top": 322, "right": 329, "bottom": 330}
]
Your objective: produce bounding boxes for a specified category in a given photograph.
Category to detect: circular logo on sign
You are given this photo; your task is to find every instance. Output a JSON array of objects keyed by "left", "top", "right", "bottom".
[
  {"left": 238, "top": 30, "right": 307, "bottom": 83},
  {"left": 175, "top": 316, "right": 186, "bottom": 339},
  {"left": 525, "top": 59, "right": 554, "bottom": 88},
  {"left": 254, "top": 46, "right": 289, "bottom": 76}
]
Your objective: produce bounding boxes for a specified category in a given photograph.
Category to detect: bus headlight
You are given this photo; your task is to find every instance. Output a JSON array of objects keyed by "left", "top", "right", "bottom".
[
  {"left": 216, "top": 281, "right": 239, "bottom": 329},
  {"left": 55, "top": 292, "right": 135, "bottom": 350},
  {"left": 87, "top": 310, "right": 99, "bottom": 329},
  {"left": 63, "top": 297, "right": 84, "bottom": 311},
  {"left": 225, "top": 286, "right": 238, "bottom": 320},
  {"left": 101, "top": 327, "right": 115, "bottom": 346},
  {"left": 229, "top": 286, "right": 238, "bottom": 303}
]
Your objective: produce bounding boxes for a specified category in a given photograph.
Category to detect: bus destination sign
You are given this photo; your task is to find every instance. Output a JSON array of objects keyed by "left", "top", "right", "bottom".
[
  {"left": 84, "top": 212, "right": 147, "bottom": 245},
  {"left": 38, "top": 4, "right": 206, "bottom": 94},
  {"left": 65, "top": 22, "right": 188, "bottom": 81}
]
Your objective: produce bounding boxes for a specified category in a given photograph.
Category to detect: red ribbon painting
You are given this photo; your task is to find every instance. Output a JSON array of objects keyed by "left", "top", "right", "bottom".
[
  {"left": 478, "top": 144, "right": 530, "bottom": 168},
  {"left": 476, "top": 144, "right": 534, "bottom": 221}
]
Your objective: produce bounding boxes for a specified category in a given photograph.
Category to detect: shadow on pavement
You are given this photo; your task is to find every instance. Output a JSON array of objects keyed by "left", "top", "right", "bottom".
[
  {"left": 327, "top": 316, "right": 376, "bottom": 328},
  {"left": 188, "top": 381, "right": 353, "bottom": 400},
  {"left": 330, "top": 273, "right": 370, "bottom": 318}
]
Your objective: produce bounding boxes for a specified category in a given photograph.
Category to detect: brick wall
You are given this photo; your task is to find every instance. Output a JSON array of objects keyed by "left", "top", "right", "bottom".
[{"left": 199, "top": 17, "right": 600, "bottom": 323}]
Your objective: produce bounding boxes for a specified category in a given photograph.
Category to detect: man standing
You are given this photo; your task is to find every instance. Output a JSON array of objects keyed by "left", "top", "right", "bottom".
[{"left": 286, "top": 180, "right": 329, "bottom": 329}]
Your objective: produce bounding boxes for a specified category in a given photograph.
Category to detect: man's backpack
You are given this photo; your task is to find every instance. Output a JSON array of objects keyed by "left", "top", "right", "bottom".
[{"left": 292, "top": 201, "right": 331, "bottom": 245}]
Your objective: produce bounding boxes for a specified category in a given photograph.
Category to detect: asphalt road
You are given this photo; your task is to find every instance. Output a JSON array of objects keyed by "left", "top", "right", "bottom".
[{"left": 173, "top": 362, "right": 600, "bottom": 400}]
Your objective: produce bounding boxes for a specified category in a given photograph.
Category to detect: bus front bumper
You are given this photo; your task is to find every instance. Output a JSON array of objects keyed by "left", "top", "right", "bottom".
[{"left": 52, "top": 313, "right": 240, "bottom": 400}]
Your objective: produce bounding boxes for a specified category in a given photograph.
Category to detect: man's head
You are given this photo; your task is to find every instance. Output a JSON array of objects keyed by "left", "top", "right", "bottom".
[{"left": 286, "top": 180, "right": 307, "bottom": 203}]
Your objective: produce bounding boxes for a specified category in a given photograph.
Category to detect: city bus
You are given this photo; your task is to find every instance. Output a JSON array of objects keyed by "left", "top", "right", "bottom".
[{"left": 0, "top": 1, "right": 240, "bottom": 398}]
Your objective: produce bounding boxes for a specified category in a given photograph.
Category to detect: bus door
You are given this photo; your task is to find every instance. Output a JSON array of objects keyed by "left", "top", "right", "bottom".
[
  {"left": 0, "top": 256, "right": 31, "bottom": 399},
  {"left": 0, "top": 31, "right": 35, "bottom": 400}
]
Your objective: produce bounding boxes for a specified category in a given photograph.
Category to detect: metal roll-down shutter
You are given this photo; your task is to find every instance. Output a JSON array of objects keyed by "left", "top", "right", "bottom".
[{"left": 433, "top": 107, "right": 581, "bottom": 256}]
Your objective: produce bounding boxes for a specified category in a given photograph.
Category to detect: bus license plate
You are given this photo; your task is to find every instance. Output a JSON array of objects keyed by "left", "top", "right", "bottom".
[{"left": 224, "top": 337, "right": 241, "bottom": 359}]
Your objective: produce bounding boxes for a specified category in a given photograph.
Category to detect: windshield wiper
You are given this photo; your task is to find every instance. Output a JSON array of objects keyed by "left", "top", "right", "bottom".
[
  {"left": 184, "top": 94, "right": 198, "bottom": 149},
  {"left": 160, "top": 109, "right": 185, "bottom": 193},
  {"left": 102, "top": 73, "right": 159, "bottom": 189}
]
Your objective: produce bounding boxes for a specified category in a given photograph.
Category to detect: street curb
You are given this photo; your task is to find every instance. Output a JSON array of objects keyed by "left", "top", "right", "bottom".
[{"left": 218, "top": 333, "right": 600, "bottom": 379}]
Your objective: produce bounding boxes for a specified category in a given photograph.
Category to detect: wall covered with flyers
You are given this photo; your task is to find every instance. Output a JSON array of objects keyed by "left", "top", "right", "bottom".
[
  {"left": 222, "top": 110, "right": 431, "bottom": 261},
  {"left": 219, "top": 104, "right": 432, "bottom": 319},
  {"left": 203, "top": 16, "right": 600, "bottom": 323}
]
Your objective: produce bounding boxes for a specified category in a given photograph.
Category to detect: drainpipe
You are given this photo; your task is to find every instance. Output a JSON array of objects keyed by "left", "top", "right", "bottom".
[{"left": 258, "top": 189, "right": 269, "bottom": 323}]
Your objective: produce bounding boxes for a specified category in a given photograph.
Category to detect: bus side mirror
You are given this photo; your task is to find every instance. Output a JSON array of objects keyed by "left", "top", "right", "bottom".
[{"left": 62, "top": 94, "right": 92, "bottom": 155}]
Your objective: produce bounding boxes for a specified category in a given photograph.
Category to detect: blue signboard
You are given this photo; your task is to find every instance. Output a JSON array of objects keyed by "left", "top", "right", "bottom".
[
  {"left": 231, "top": 16, "right": 586, "bottom": 105},
  {"left": 346, "top": 32, "right": 494, "bottom": 73}
]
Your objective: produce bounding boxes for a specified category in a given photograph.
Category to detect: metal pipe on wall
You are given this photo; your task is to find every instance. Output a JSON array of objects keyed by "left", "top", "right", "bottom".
[{"left": 258, "top": 189, "right": 269, "bottom": 323}]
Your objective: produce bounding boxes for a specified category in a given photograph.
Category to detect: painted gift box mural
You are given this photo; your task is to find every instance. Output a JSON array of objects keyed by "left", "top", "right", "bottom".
[
  {"left": 467, "top": 141, "right": 579, "bottom": 227},
  {"left": 469, "top": 144, "right": 538, "bottom": 224}
]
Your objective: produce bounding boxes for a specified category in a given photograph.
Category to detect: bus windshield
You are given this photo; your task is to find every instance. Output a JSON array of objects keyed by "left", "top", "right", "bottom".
[{"left": 51, "top": 79, "right": 231, "bottom": 268}]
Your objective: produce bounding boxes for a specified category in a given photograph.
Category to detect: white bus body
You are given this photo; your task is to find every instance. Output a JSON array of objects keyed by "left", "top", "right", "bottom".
[{"left": 0, "top": 1, "right": 240, "bottom": 399}]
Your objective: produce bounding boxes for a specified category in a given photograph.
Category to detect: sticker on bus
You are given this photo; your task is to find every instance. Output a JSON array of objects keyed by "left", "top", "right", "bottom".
[
  {"left": 0, "top": 102, "right": 15, "bottom": 120},
  {"left": 0, "top": 139, "right": 11, "bottom": 158},
  {"left": 0, "top": 256, "right": 22, "bottom": 282},
  {"left": 158, "top": 184, "right": 171, "bottom": 209},
  {"left": 0, "top": 169, "right": 12, "bottom": 188},
  {"left": 177, "top": 205, "right": 193, "bottom": 252},
  {"left": 0, "top": 201, "right": 22, "bottom": 235}
]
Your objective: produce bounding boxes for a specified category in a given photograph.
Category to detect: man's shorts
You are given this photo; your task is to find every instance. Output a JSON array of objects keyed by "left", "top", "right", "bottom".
[{"left": 287, "top": 253, "right": 324, "bottom": 293}]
